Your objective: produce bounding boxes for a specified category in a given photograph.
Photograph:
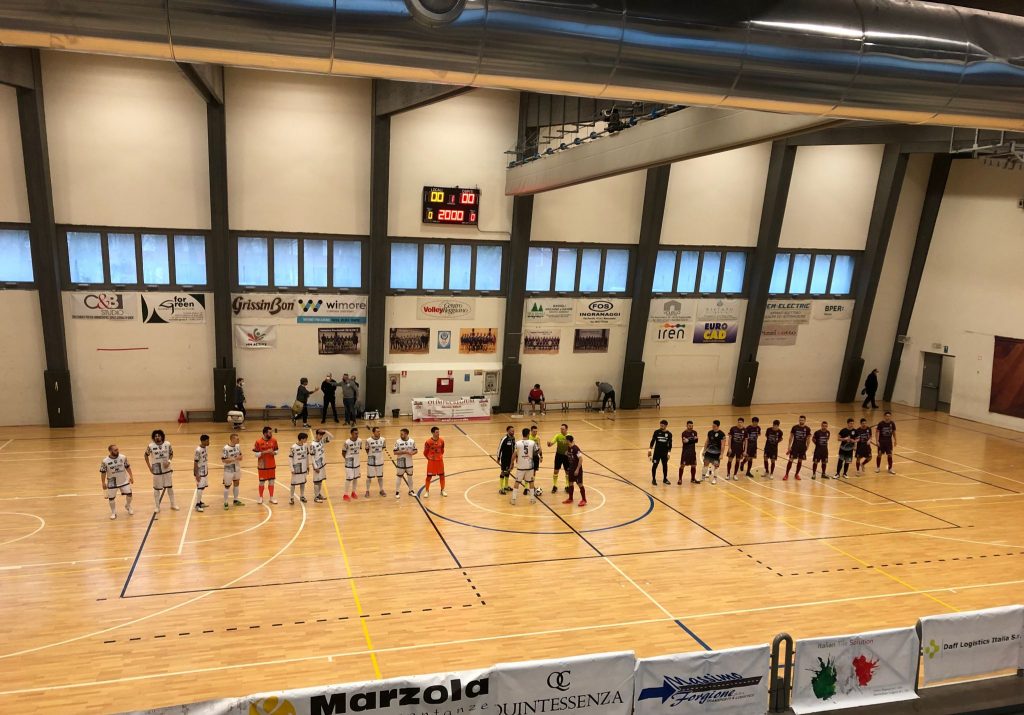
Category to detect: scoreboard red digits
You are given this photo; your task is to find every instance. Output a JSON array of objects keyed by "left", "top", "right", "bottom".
[{"left": 423, "top": 186, "right": 480, "bottom": 225}]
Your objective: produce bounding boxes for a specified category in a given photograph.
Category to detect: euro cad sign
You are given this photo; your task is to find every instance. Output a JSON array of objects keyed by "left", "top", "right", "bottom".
[{"left": 249, "top": 696, "right": 296, "bottom": 715}]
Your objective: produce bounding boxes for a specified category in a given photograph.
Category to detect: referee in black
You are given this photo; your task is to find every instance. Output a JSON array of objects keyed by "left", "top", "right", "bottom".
[
  {"left": 648, "top": 419, "right": 673, "bottom": 485},
  {"left": 496, "top": 425, "right": 516, "bottom": 494}
]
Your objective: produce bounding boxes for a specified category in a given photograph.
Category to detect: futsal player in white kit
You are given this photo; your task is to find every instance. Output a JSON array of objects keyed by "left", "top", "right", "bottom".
[
  {"left": 365, "top": 426, "right": 386, "bottom": 497},
  {"left": 343, "top": 427, "right": 363, "bottom": 502},
  {"left": 144, "top": 429, "right": 179, "bottom": 518},
  {"left": 193, "top": 434, "right": 210, "bottom": 512},
  {"left": 393, "top": 428, "right": 417, "bottom": 498},
  {"left": 221, "top": 433, "right": 244, "bottom": 509},
  {"left": 289, "top": 432, "right": 310, "bottom": 504},
  {"left": 100, "top": 444, "right": 134, "bottom": 519},
  {"left": 511, "top": 427, "right": 538, "bottom": 505},
  {"left": 309, "top": 428, "right": 334, "bottom": 503}
]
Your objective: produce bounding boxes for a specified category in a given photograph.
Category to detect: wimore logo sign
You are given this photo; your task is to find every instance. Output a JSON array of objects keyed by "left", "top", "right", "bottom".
[{"left": 310, "top": 676, "right": 489, "bottom": 715}]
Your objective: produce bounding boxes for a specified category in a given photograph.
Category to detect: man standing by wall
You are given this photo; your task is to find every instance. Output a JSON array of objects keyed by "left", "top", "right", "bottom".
[
  {"left": 595, "top": 381, "right": 616, "bottom": 412},
  {"left": 342, "top": 375, "right": 359, "bottom": 426},
  {"left": 233, "top": 378, "right": 246, "bottom": 429},
  {"left": 321, "top": 373, "right": 339, "bottom": 424},
  {"left": 862, "top": 369, "right": 880, "bottom": 409}
]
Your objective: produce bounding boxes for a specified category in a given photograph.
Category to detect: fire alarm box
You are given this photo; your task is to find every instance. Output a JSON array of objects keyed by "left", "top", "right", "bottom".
[{"left": 436, "top": 377, "right": 454, "bottom": 394}]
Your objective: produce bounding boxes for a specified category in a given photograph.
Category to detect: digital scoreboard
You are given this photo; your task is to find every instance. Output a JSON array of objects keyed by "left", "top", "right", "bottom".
[{"left": 422, "top": 186, "right": 480, "bottom": 225}]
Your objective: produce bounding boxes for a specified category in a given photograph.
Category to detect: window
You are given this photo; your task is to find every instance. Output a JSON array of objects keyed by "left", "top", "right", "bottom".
[
  {"left": 108, "top": 233, "right": 137, "bottom": 284},
  {"left": 768, "top": 250, "right": 858, "bottom": 297},
  {"left": 650, "top": 247, "right": 749, "bottom": 296},
  {"left": 0, "top": 229, "right": 33, "bottom": 283},
  {"left": 68, "top": 232, "right": 103, "bottom": 284},
  {"left": 174, "top": 235, "right": 207, "bottom": 285},
  {"left": 63, "top": 229, "right": 209, "bottom": 288},
  {"left": 236, "top": 233, "right": 366, "bottom": 290},
  {"left": 525, "top": 243, "right": 633, "bottom": 295},
  {"left": 141, "top": 234, "right": 170, "bottom": 284},
  {"left": 387, "top": 239, "right": 505, "bottom": 294}
]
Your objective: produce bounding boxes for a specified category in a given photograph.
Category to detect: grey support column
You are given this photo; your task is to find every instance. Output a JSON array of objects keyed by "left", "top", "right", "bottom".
[
  {"left": 883, "top": 154, "right": 952, "bottom": 402},
  {"left": 620, "top": 164, "right": 671, "bottom": 410},
  {"left": 732, "top": 141, "right": 797, "bottom": 406},
  {"left": 13, "top": 50, "right": 74, "bottom": 426},
  {"left": 364, "top": 89, "right": 391, "bottom": 414},
  {"left": 498, "top": 194, "right": 533, "bottom": 413},
  {"left": 836, "top": 145, "right": 908, "bottom": 403}
]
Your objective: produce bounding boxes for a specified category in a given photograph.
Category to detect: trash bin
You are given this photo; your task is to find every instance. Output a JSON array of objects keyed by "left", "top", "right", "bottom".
[{"left": 392, "top": 408, "right": 400, "bottom": 418}]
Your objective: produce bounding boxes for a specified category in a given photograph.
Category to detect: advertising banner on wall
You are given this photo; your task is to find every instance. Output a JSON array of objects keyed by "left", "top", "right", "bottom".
[
  {"left": 417, "top": 297, "right": 475, "bottom": 321},
  {"left": 524, "top": 298, "right": 575, "bottom": 325},
  {"left": 764, "top": 301, "right": 811, "bottom": 324},
  {"left": 524, "top": 329, "right": 561, "bottom": 355},
  {"left": 234, "top": 325, "right": 277, "bottom": 349},
  {"left": 411, "top": 397, "right": 491, "bottom": 422},
  {"left": 760, "top": 324, "right": 799, "bottom": 346},
  {"left": 634, "top": 645, "right": 770, "bottom": 715},
  {"left": 697, "top": 299, "right": 742, "bottom": 322},
  {"left": 649, "top": 298, "right": 696, "bottom": 323},
  {"left": 142, "top": 668, "right": 492, "bottom": 715},
  {"left": 295, "top": 295, "right": 368, "bottom": 324},
  {"left": 141, "top": 293, "right": 206, "bottom": 324},
  {"left": 318, "top": 328, "right": 360, "bottom": 355},
  {"left": 920, "top": 605, "right": 1024, "bottom": 685},
  {"left": 652, "top": 322, "right": 688, "bottom": 343},
  {"left": 491, "top": 651, "right": 634, "bottom": 715},
  {"left": 69, "top": 291, "right": 138, "bottom": 321},
  {"left": 575, "top": 298, "right": 627, "bottom": 326},
  {"left": 693, "top": 322, "right": 739, "bottom": 344},
  {"left": 791, "top": 627, "right": 919, "bottom": 713},
  {"left": 813, "top": 301, "right": 855, "bottom": 321},
  {"left": 230, "top": 293, "right": 300, "bottom": 323}
]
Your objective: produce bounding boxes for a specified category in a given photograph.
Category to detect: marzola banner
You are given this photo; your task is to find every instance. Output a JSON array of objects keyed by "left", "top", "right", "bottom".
[
  {"left": 411, "top": 396, "right": 491, "bottom": 423},
  {"left": 635, "top": 645, "right": 769, "bottom": 715}
]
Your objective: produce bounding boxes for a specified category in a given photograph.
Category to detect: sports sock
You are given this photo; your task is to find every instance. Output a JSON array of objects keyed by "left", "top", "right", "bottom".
[
  {"left": 579, "top": 485, "right": 586, "bottom": 501},
  {"left": 425, "top": 475, "right": 433, "bottom": 491},
  {"left": 439, "top": 476, "right": 446, "bottom": 490},
  {"left": 233, "top": 485, "right": 239, "bottom": 499},
  {"left": 258, "top": 483, "right": 265, "bottom": 498},
  {"left": 223, "top": 486, "right": 230, "bottom": 502},
  {"left": 844, "top": 462, "right": 850, "bottom": 476},
  {"left": 109, "top": 498, "right": 117, "bottom": 515},
  {"left": 300, "top": 483, "right": 306, "bottom": 498},
  {"left": 887, "top": 455, "right": 893, "bottom": 469},
  {"left": 126, "top": 494, "right": 133, "bottom": 508},
  {"left": 267, "top": 480, "right": 275, "bottom": 497},
  {"left": 785, "top": 461, "right": 792, "bottom": 477},
  {"left": 153, "top": 489, "right": 161, "bottom": 510},
  {"left": 166, "top": 488, "right": 176, "bottom": 508},
  {"left": 315, "top": 482, "right": 322, "bottom": 497},
  {"left": 565, "top": 485, "right": 574, "bottom": 499},
  {"left": 876, "top": 455, "right": 882, "bottom": 468}
]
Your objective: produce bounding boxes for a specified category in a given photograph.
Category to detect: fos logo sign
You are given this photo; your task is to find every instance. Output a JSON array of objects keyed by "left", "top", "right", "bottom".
[
  {"left": 588, "top": 300, "right": 614, "bottom": 312},
  {"left": 546, "top": 670, "right": 571, "bottom": 691}
]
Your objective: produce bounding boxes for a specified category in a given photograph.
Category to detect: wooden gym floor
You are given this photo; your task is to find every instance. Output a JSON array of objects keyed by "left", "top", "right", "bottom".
[{"left": 1, "top": 403, "right": 1023, "bottom": 712}]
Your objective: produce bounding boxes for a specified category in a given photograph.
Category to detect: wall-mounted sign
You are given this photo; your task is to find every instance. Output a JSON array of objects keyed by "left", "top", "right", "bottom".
[
  {"left": 764, "top": 301, "right": 811, "bottom": 325},
  {"left": 70, "top": 292, "right": 137, "bottom": 321},
  {"left": 524, "top": 298, "right": 574, "bottom": 325},
  {"left": 422, "top": 186, "right": 480, "bottom": 225},
  {"left": 693, "top": 322, "right": 739, "bottom": 344},
  {"left": 141, "top": 293, "right": 206, "bottom": 324},
  {"left": 575, "top": 298, "right": 626, "bottom": 326},
  {"left": 649, "top": 298, "right": 695, "bottom": 323},
  {"left": 814, "top": 300, "right": 855, "bottom": 321},
  {"left": 417, "top": 297, "right": 476, "bottom": 320}
]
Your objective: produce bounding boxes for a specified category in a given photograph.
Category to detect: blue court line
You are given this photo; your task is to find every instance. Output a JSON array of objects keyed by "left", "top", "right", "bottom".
[
  {"left": 674, "top": 619, "right": 712, "bottom": 651},
  {"left": 120, "top": 512, "right": 157, "bottom": 598}
]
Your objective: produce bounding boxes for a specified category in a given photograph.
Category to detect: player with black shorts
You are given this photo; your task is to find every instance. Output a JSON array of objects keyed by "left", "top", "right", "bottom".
[
  {"left": 784, "top": 416, "right": 811, "bottom": 481},
  {"left": 726, "top": 418, "right": 746, "bottom": 480},
  {"left": 648, "top": 420, "right": 673, "bottom": 485},
  {"left": 703, "top": 420, "right": 726, "bottom": 485},
  {"left": 810, "top": 421, "right": 830, "bottom": 479},
  {"left": 743, "top": 417, "right": 761, "bottom": 478},
  {"left": 560, "top": 435, "right": 587, "bottom": 507},
  {"left": 763, "top": 420, "right": 783, "bottom": 478},
  {"left": 875, "top": 411, "right": 897, "bottom": 474},
  {"left": 496, "top": 425, "right": 516, "bottom": 494},
  {"left": 835, "top": 418, "right": 855, "bottom": 479},
  {"left": 854, "top": 418, "right": 873, "bottom": 475},
  {"left": 678, "top": 421, "right": 699, "bottom": 484}
]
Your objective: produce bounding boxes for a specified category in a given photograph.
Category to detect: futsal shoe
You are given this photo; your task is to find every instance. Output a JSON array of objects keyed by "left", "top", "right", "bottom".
[
  {"left": 126, "top": 505, "right": 134, "bottom": 515},
  {"left": 408, "top": 489, "right": 415, "bottom": 496},
  {"left": 110, "top": 513, "right": 117, "bottom": 520},
  {"left": 197, "top": 503, "right": 205, "bottom": 512},
  {"left": 562, "top": 497, "right": 573, "bottom": 504},
  {"left": 651, "top": 479, "right": 656, "bottom": 486},
  {"left": 888, "top": 469, "right": 896, "bottom": 474},
  {"left": 224, "top": 502, "right": 229, "bottom": 509},
  {"left": 364, "top": 491, "right": 370, "bottom": 498},
  {"left": 301, "top": 495, "right": 307, "bottom": 503},
  {"left": 343, "top": 494, "right": 350, "bottom": 501},
  {"left": 875, "top": 467, "right": 880, "bottom": 473},
  {"left": 379, "top": 490, "right": 386, "bottom": 497},
  {"left": 578, "top": 500, "right": 587, "bottom": 506},
  {"left": 349, "top": 493, "right": 357, "bottom": 500},
  {"left": 422, "top": 491, "right": 428, "bottom": 498},
  {"left": 711, "top": 476, "right": 717, "bottom": 484},
  {"left": 783, "top": 476, "right": 789, "bottom": 481},
  {"left": 269, "top": 498, "right": 278, "bottom": 504},
  {"left": 233, "top": 499, "right": 244, "bottom": 506},
  {"left": 257, "top": 498, "right": 263, "bottom": 504},
  {"left": 441, "top": 490, "right": 448, "bottom": 497},
  {"left": 552, "top": 485, "right": 558, "bottom": 493},
  {"left": 170, "top": 504, "right": 181, "bottom": 510},
  {"left": 289, "top": 497, "right": 295, "bottom": 505},
  {"left": 795, "top": 475, "right": 802, "bottom": 480},
  {"left": 663, "top": 479, "right": 670, "bottom": 485}
]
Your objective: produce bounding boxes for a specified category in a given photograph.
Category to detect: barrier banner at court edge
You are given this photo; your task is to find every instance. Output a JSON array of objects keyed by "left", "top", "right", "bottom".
[
  {"left": 634, "top": 645, "right": 770, "bottom": 715},
  {"left": 791, "top": 627, "right": 919, "bottom": 713},
  {"left": 919, "top": 605, "right": 1024, "bottom": 685},
  {"left": 137, "top": 668, "right": 493, "bottom": 715},
  {"left": 491, "top": 651, "right": 635, "bottom": 715}
]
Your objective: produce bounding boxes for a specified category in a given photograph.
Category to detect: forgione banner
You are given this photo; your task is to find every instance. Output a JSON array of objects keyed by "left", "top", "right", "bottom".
[
  {"left": 920, "top": 605, "right": 1024, "bottom": 685},
  {"left": 141, "top": 292, "right": 206, "bottom": 324},
  {"left": 491, "top": 651, "right": 634, "bottom": 715},
  {"left": 69, "top": 291, "right": 137, "bottom": 321},
  {"left": 140, "top": 668, "right": 492, "bottom": 715},
  {"left": 791, "top": 627, "right": 919, "bottom": 713},
  {"left": 634, "top": 644, "right": 770, "bottom": 715}
]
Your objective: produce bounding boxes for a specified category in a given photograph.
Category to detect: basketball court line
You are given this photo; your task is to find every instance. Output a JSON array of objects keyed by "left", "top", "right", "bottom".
[
  {"left": 3, "top": 574, "right": 1020, "bottom": 699},
  {"left": 829, "top": 478, "right": 963, "bottom": 528},
  {"left": 893, "top": 450, "right": 1021, "bottom": 493},
  {"left": 0, "top": 439, "right": 13, "bottom": 452},
  {"left": 176, "top": 489, "right": 199, "bottom": 555},
  {"left": 185, "top": 498, "right": 274, "bottom": 545},
  {"left": 0, "top": 512, "right": 45, "bottom": 547},
  {"left": 120, "top": 512, "right": 157, "bottom": 597}
]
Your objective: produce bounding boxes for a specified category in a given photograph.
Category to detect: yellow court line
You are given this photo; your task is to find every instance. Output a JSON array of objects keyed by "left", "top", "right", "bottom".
[
  {"left": 326, "top": 494, "right": 382, "bottom": 679},
  {"left": 720, "top": 488, "right": 961, "bottom": 613}
]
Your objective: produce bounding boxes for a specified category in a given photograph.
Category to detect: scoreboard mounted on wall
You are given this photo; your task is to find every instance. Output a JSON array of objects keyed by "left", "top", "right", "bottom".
[{"left": 422, "top": 186, "right": 480, "bottom": 226}]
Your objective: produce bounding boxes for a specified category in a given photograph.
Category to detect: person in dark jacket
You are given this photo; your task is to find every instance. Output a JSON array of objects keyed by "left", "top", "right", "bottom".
[
  {"left": 321, "top": 373, "right": 339, "bottom": 424},
  {"left": 293, "top": 378, "right": 318, "bottom": 428},
  {"left": 862, "top": 369, "right": 880, "bottom": 409},
  {"left": 233, "top": 378, "right": 246, "bottom": 429}
]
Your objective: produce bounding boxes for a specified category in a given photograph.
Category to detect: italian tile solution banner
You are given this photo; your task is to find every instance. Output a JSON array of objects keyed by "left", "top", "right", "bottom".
[{"left": 634, "top": 645, "right": 770, "bottom": 715}]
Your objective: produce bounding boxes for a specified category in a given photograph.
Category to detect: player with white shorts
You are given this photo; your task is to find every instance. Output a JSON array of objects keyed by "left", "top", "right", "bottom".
[
  {"left": 221, "top": 433, "right": 244, "bottom": 509},
  {"left": 393, "top": 429, "right": 417, "bottom": 498},
  {"left": 193, "top": 435, "right": 211, "bottom": 512},
  {"left": 289, "top": 432, "right": 310, "bottom": 504},
  {"left": 343, "top": 428, "right": 363, "bottom": 502},
  {"left": 100, "top": 444, "right": 134, "bottom": 519},
  {"left": 309, "top": 428, "right": 334, "bottom": 503},
  {"left": 145, "top": 429, "right": 179, "bottom": 518},
  {"left": 365, "top": 426, "right": 386, "bottom": 497},
  {"left": 512, "top": 428, "right": 538, "bottom": 505}
]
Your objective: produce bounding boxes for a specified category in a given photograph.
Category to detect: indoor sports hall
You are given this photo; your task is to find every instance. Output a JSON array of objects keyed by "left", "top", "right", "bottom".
[{"left": 0, "top": 2, "right": 1023, "bottom": 714}]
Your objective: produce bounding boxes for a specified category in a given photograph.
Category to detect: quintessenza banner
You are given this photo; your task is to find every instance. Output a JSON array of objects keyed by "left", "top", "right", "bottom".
[{"left": 491, "top": 652, "right": 634, "bottom": 715}]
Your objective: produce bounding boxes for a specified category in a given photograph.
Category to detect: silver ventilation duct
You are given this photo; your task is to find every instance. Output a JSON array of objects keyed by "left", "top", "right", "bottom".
[{"left": 0, "top": 0, "right": 1022, "bottom": 130}]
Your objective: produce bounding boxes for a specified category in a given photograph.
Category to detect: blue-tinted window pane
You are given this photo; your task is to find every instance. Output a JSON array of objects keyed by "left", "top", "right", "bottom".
[
  {"left": 526, "top": 247, "right": 553, "bottom": 292},
  {"left": 809, "top": 254, "right": 831, "bottom": 294},
  {"left": 789, "top": 253, "right": 811, "bottom": 294},
  {"left": 722, "top": 252, "right": 746, "bottom": 294},
  {"left": 474, "top": 245, "right": 502, "bottom": 291},
  {"left": 652, "top": 250, "right": 676, "bottom": 293},
  {"left": 174, "top": 235, "right": 206, "bottom": 285},
  {"left": 68, "top": 232, "right": 103, "bottom": 284},
  {"left": 579, "top": 249, "right": 601, "bottom": 292},
  {"left": 449, "top": 244, "right": 472, "bottom": 291},
  {"left": 273, "top": 238, "right": 298, "bottom": 287},
  {"left": 304, "top": 239, "right": 328, "bottom": 288},
  {"left": 555, "top": 248, "right": 577, "bottom": 292},
  {"left": 603, "top": 249, "right": 629, "bottom": 293},
  {"left": 676, "top": 251, "right": 698, "bottom": 292},
  {"left": 333, "top": 241, "right": 362, "bottom": 288},
  {"left": 141, "top": 234, "right": 170, "bottom": 284},
  {"left": 699, "top": 251, "right": 721, "bottom": 293},
  {"left": 0, "top": 230, "right": 33, "bottom": 282},
  {"left": 107, "top": 233, "right": 137, "bottom": 284},
  {"left": 238, "top": 237, "right": 269, "bottom": 286},
  {"left": 769, "top": 254, "right": 790, "bottom": 294},
  {"left": 390, "top": 243, "right": 419, "bottom": 290},
  {"left": 830, "top": 254, "right": 854, "bottom": 295},
  {"left": 423, "top": 244, "right": 445, "bottom": 290}
]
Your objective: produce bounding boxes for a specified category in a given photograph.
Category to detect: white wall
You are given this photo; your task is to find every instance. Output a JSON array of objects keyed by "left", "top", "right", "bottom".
[
  {"left": 779, "top": 144, "right": 885, "bottom": 250},
  {"left": 660, "top": 142, "right": 770, "bottom": 247},
  {"left": 892, "top": 159, "right": 1024, "bottom": 430},
  {"left": 226, "top": 69, "right": 371, "bottom": 234},
  {"left": 0, "top": 85, "right": 29, "bottom": 222},
  {"left": 389, "top": 89, "right": 518, "bottom": 239},
  {"left": 532, "top": 172, "right": 646, "bottom": 244},
  {"left": 0, "top": 291, "right": 48, "bottom": 425},
  {"left": 63, "top": 293, "right": 215, "bottom": 423},
  {"left": 42, "top": 52, "right": 210, "bottom": 228},
  {"left": 859, "top": 154, "right": 932, "bottom": 396}
]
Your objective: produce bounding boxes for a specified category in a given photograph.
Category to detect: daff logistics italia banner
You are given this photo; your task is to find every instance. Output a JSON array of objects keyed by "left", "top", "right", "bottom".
[
  {"left": 137, "top": 668, "right": 492, "bottom": 715},
  {"left": 919, "top": 605, "right": 1024, "bottom": 685},
  {"left": 634, "top": 645, "right": 769, "bottom": 715},
  {"left": 491, "top": 652, "right": 634, "bottom": 715},
  {"left": 791, "top": 627, "right": 919, "bottom": 713}
]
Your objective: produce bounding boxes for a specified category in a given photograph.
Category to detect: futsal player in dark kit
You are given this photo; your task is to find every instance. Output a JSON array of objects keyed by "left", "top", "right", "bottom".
[
  {"left": 875, "top": 411, "right": 897, "bottom": 474},
  {"left": 678, "top": 421, "right": 699, "bottom": 484},
  {"left": 784, "top": 415, "right": 812, "bottom": 481},
  {"left": 648, "top": 420, "right": 673, "bottom": 485}
]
